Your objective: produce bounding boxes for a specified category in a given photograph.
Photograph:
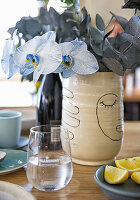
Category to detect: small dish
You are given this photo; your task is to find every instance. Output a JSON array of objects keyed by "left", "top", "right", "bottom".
[
  {"left": 94, "top": 163, "right": 140, "bottom": 200},
  {"left": 15, "top": 137, "right": 29, "bottom": 149},
  {"left": 0, "top": 137, "right": 29, "bottom": 149},
  {"left": 0, "top": 151, "right": 6, "bottom": 161},
  {"left": 0, "top": 181, "right": 36, "bottom": 200},
  {"left": 0, "top": 149, "right": 27, "bottom": 175}
]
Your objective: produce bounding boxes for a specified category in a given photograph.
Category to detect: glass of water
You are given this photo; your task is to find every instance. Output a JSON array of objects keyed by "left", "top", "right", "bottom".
[{"left": 26, "top": 124, "right": 73, "bottom": 191}]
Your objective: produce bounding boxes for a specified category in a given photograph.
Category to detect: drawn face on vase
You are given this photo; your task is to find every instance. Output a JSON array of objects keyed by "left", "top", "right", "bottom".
[{"left": 96, "top": 93, "right": 123, "bottom": 141}]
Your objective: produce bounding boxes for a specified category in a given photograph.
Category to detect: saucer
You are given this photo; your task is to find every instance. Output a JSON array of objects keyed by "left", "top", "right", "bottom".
[
  {"left": 0, "top": 137, "right": 29, "bottom": 149},
  {"left": 15, "top": 137, "right": 29, "bottom": 149},
  {"left": 0, "top": 181, "right": 36, "bottom": 200},
  {"left": 0, "top": 149, "right": 27, "bottom": 175},
  {"left": 94, "top": 163, "right": 140, "bottom": 200}
]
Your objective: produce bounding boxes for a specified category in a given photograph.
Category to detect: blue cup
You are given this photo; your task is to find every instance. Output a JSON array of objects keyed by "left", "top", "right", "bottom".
[{"left": 0, "top": 111, "right": 22, "bottom": 148}]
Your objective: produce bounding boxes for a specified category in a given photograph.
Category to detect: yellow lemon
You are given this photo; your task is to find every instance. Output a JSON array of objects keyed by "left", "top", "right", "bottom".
[
  {"left": 104, "top": 165, "right": 129, "bottom": 184},
  {"left": 131, "top": 172, "right": 140, "bottom": 184},
  {"left": 115, "top": 157, "right": 140, "bottom": 175},
  {"left": 0, "top": 151, "right": 7, "bottom": 161}
]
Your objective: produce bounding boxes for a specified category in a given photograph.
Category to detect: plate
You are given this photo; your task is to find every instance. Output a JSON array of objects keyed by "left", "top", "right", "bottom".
[
  {"left": 0, "top": 149, "right": 27, "bottom": 175},
  {"left": 0, "top": 181, "right": 36, "bottom": 200},
  {"left": 94, "top": 163, "right": 140, "bottom": 200},
  {"left": 0, "top": 137, "right": 29, "bottom": 149}
]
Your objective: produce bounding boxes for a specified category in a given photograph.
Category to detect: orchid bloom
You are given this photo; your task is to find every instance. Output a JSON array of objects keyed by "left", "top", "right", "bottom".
[
  {"left": 55, "top": 39, "right": 99, "bottom": 78},
  {"left": 13, "top": 31, "right": 62, "bottom": 82},
  {"left": 1, "top": 29, "right": 19, "bottom": 79}
]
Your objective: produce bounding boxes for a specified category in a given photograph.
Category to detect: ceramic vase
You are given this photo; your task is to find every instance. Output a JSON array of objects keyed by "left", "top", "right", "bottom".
[{"left": 62, "top": 72, "right": 124, "bottom": 166}]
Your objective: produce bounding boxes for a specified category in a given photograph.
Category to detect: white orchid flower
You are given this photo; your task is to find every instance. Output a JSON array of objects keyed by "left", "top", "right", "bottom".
[
  {"left": 55, "top": 39, "right": 99, "bottom": 78},
  {"left": 13, "top": 31, "right": 62, "bottom": 83}
]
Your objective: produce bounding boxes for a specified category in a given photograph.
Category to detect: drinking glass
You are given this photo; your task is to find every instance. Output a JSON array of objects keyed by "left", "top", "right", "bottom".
[{"left": 26, "top": 124, "right": 73, "bottom": 191}]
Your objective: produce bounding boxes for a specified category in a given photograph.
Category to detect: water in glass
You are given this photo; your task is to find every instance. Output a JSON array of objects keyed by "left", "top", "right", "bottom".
[{"left": 26, "top": 125, "right": 73, "bottom": 191}]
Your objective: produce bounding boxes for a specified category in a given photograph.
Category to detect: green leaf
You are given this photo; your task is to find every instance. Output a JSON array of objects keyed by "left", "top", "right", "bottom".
[
  {"left": 89, "top": 26, "right": 103, "bottom": 44},
  {"left": 98, "top": 62, "right": 110, "bottom": 72},
  {"left": 64, "top": 0, "right": 73, "bottom": 5},
  {"left": 133, "top": 36, "right": 140, "bottom": 50},
  {"left": 110, "top": 12, "right": 128, "bottom": 29},
  {"left": 107, "top": 37, "right": 116, "bottom": 45},
  {"left": 96, "top": 14, "right": 105, "bottom": 31},
  {"left": 90, "top": 40, "right": 103, "bottom": 56},
  {"left": 102, "top": 57, "right": 124, "bottom": 76},
  {"left": 121, "top": 33, "right": 133, "bottom": 43},
  {"left": 81, "top": 7, "right": 87, "bottom": 21},
  {"left": 79, "top": 14, "right": 91, "bottom": 36}
]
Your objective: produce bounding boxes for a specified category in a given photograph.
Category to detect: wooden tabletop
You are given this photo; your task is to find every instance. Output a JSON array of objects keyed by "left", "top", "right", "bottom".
[{"left": 1, "top": 121, "right": 140, "bottom": 200}]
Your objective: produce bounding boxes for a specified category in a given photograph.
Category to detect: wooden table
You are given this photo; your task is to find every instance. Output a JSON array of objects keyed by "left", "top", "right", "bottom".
[{"left": 1, "top": 122, "right": 140, "bottom": 200}]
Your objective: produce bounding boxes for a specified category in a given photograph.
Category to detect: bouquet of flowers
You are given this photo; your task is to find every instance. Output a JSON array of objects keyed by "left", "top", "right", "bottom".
[{"left": 1, "top": 0, "right": 140, "bottom": 82}]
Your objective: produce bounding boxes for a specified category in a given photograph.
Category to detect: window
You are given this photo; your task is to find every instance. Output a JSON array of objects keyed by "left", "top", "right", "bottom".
[{"left": 0, "top": 0, "right": 39, "bottom": 107}]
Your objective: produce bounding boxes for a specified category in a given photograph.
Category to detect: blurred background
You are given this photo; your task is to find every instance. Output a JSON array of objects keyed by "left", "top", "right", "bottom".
[{"left": 0, "top": 0, "right": 139, "bottom": 122}]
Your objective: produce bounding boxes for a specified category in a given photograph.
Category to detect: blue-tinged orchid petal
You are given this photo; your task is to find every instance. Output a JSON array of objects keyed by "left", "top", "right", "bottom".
[
  {"left": 63, "top": 69, "right": 75, "bottom": 78},
  {"left": 70, "top": 38, "right": 87, "bottom": 54},
  {"left": 33, "top": 71, "right": 41, "bottom": 83},
  {"left": 54, "top": 55, "right": 73, "bottom": 73},
  {"left": 20, "top": 64, "right": 35, "bottom": 75},
  {"left": 41, "top": 31, "right": 56, "bottom": 41},
  {"left": 14, "top": 31, "right": 56, "bottom": 64},
  {"left": 56, "top": 38, "right": 99, "bottom": 78},
  {"left": 54, "top": 65, "right": 64, "bottom": 73},
  {"left": 38, "top": 40, "right": 62, "bottom": 74},
  {"left": 13, "top": 31, "right": 62, "bottom": 83},
  {"left": 8, "top": 56, "right": 19, "bottom": 79},
  {"left": 59, "top": 42, "right": 74, "bottom": 56},
  {"left": 26, "top": 54, "right": 39, "bottom": 67},
  {"left": 1, "top": 40, "right": 12, "bottom": 74},
  {"left": 1, "top": 29, "right": 19, "bottom": 78},
  {"left": 72, "top": 51, "right": 99, "bottom": 74}
]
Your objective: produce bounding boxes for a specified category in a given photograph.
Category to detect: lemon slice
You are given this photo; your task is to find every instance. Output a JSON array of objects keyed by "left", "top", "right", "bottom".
[
  {"left": 115, "top": 157, "right": 140, "bottom": 175},
  {"left": 0, "top": 151, "right": 7, "bottom": 161},
  {"left": 131, "top": 172, "right": 140, "bottom": 184},
  {"left": 104, "top": 165, "right": 129, "bottom": 184}
]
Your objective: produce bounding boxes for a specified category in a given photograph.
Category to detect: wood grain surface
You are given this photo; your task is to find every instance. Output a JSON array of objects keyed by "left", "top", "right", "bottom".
[{"left": 1, "top": 121, "right": 140, "bottom": 200}]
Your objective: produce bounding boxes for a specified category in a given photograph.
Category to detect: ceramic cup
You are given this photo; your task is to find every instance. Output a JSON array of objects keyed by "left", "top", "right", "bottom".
[{"left": 0, "top": 111, "right": 22, "bottom": 148}]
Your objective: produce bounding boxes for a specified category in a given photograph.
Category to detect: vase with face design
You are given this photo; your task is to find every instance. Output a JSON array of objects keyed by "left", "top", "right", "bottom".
[{"left": 62, "top": 72, "right": 124, "bottom": 166}]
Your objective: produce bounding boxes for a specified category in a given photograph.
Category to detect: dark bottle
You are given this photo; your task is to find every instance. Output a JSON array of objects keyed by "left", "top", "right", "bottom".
[
  {"left": 36, "top": 73, "right": 62, "bottom": 150},
  {"left": 37, "top": 73, "right": 62, "bottom": 125}
]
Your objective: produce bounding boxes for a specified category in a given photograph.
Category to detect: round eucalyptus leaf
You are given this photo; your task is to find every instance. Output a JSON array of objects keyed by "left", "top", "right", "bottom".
[
  {"left": 133, "top": 36, "right": 140, "bottom": 50},
  {"left": 96, "top": 14, "right": 105, "bottom": 31},
  {"left": 110, "top": 12, "right": 128, "bottom": 30},
  {"left": 89, "top": 26, "right": 103, "bottom": 44},
  {"left": 125, "top": 14, "right": 140, "bottom": 37},
  {"left": 25, "top": 19, "right": 42, "bottom": 37},
  {"left": 90, "top": 40, "right": 103, "bottom": 56},
  {"left": 102, "top": 57, "right": 124, "bottom": 76},
  {"left": 81, "top": 7, "right": 87, "bottom": 21},
  {"left": 107, "top": 37, "right": 116, "bottom": 45}
]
